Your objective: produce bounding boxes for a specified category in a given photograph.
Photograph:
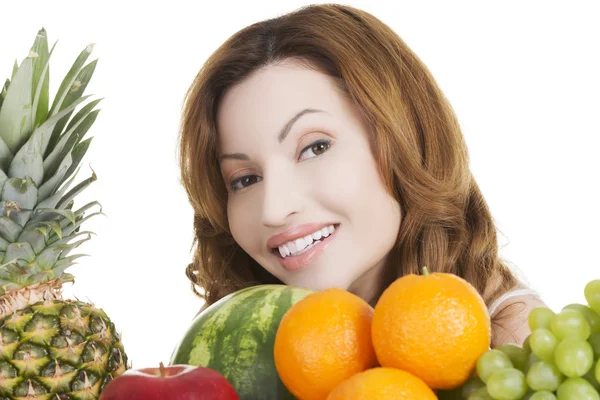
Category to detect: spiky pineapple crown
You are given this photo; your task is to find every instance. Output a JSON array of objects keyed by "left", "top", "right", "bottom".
[{"left": 0, "top": 28, "right": 103, "bottom": 317}]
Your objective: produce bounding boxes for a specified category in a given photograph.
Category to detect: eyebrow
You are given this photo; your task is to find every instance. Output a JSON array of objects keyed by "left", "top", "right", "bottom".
[{"left": 218, "top": 108, "right": 327, "bottom": 162}]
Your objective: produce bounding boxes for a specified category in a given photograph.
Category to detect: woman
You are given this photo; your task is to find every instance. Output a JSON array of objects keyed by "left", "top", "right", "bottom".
[{"left": 177, "top": 3, "right": 547, "bottom": 347}]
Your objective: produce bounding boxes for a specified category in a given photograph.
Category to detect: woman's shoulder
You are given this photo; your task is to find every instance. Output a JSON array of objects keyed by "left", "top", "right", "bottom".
[
  {"left": 488, "top": 282, "right": 548, "bottom": 347},
  {"left": 488, "top": 282, "right": 545, "bottom": 316}
]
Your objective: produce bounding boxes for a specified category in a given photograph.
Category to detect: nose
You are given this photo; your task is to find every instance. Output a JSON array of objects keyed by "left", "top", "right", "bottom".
[{"left": 261, "top": 164, "right": 304, "bottom": 228}]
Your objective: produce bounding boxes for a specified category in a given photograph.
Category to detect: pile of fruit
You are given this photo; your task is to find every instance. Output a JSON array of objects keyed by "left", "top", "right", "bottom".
[{"left": 165, "top": 269, "right": 600, "bottom": 400}]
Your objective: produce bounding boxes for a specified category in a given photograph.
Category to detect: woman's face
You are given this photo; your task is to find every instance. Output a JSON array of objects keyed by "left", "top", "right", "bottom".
[{"left": 217, "top": 60, "right": 401, "bottom": 296}]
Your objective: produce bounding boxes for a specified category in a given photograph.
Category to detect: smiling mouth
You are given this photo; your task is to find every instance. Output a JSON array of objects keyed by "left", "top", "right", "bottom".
[{"left": 270, "top": 223, "right": 340, "bottom": 258}]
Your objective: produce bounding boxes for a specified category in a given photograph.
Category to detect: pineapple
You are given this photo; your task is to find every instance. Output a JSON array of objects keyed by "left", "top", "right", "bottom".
[{"left": 0, "top": 28, "right": 129, "bottom": 399}]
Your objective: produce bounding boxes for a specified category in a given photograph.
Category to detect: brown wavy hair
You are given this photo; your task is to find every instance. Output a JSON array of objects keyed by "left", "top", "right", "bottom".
[{"left": 178, "top": 4, "right": 520, "bottom": 325}]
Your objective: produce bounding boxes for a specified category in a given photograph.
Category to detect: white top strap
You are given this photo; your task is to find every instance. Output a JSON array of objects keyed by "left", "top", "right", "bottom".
[{"left": 488, "top": 288, "right": 540, "bottom": 316}]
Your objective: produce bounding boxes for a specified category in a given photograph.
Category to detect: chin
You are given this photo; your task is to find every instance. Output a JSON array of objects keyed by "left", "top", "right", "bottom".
[{"left": 280, "top": 269, "right": 356, "bottom": 293}]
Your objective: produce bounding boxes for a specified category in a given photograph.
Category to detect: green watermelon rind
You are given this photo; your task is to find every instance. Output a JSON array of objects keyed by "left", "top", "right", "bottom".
[{"left": 169, "top": 284, "right": 314, "bottom": 400}]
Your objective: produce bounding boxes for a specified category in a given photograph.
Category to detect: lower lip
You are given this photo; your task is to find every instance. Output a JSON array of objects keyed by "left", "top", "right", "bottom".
[{"left": 275, "top": 226, "right": 339, "bottom": 271}]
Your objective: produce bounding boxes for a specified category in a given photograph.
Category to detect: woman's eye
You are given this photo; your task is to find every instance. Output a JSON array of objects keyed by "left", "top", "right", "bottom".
[
  {"left": 230, "top": 175, "right": 261, "bottom": 192},
  {"left": 299, "top": 139, "right": 332, "bottom": 161}
]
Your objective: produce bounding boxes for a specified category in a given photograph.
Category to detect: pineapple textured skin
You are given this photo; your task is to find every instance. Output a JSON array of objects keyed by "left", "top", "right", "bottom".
[{"left": 0, "top": 299, "right": 128, "bottom": 399}]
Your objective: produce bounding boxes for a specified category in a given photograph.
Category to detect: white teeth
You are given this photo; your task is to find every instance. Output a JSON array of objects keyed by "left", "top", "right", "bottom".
[
  {"left": 287, "top": 241, "right": 297, "bottom": 253},
  {"left": 277, "top": 224, "right": 337, "bottom": 258},
  {"left": 278, "top": 246, "right": 287, "bottom": 258}
]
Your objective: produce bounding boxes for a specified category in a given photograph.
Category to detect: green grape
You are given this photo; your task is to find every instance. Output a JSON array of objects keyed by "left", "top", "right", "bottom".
[
  {"left": 461, "top": 376, "right": 486, "bottom": 398},
  {"left": 556, "top": 377, "right": 600, "bottom": 399},
  {"left": 530, "top": 307, "right": 557, "bottom": 330},
  {"left": 554, "top": 338, "right": 594, "bottom": 378},
  {"left": 524, "top": 335, "right": 532, "bottom": 354},
  {"left": 588, "top": 332, "right": 600, "bottom": 358},
  {"left": 595, "top": 357, "right": 600, "bottom": 383},
  {"left": 585, "top": 279, "right": 600, "bottom": 313},
  {"left": 486, "top": 368, "right": 528, "bottom": 400},
  {"left": 526, "top": 352, "right": 541, "bottom": 374},
  {"left": 529, "top": 391, "right": 557, "bottom": 399},
  {"left": 584, "top": 365, "right": 600, "bottom": 391},
  {"left": 476, "top": 349, "right": 513, "bottom": 383},
  {"left": 530, "top": 329, "right": 559, "bottom": 361},
  {"left": 468, "top": 386, "right": 494, "bottom": 399},
  {"left": 564, "top": 304, "right": 600, "bottom": 334},
  {"left": 551, "top": 309, "right": 591, "bottom": 340},
  {"left": 520, "top": 389, "right": 536, "bottom": 399},
  {"left": 526, "top": 360, "right": 564, "bottom": 391},
  {"left": 496, "top": 344, "right": 530, "bottom": 371}
]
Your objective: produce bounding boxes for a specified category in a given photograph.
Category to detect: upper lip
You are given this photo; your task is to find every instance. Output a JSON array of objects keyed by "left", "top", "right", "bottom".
[{"left": 267, "top": 222, "right": 339, "bottom": 249}]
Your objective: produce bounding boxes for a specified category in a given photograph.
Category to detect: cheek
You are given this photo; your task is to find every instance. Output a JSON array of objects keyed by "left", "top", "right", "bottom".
[
  {"left": 317, "top": 150, "right": 380, "bottom": 209},
  {"left": 227, "top": 197, "right": 257, "bottom": 251}
]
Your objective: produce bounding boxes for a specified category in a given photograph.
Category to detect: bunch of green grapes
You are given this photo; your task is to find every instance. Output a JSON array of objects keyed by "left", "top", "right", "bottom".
[{"left": 438, "top": 279, "right": 600, "bottom": 400}]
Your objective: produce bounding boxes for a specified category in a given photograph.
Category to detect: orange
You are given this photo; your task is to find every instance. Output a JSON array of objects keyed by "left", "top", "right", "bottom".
[
  {"left": 372, "top": 267, "right": 491, "bottom": 390},
  {"left": 274, "top": 288, "right": 377, "bottom": 400},
  {"left": 327, "top": 367, "right": 438, "bottom": 400}
]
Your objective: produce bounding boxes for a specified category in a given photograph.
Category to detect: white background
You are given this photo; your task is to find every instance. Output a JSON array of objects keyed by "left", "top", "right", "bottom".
[{"left": 1, "top": 1, "right": 599, "bottom": 369}]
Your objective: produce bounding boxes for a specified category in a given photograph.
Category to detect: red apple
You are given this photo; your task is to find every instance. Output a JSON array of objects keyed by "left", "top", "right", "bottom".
[{"left": 99, "top": 362, "right": 239, "bottom": 400}]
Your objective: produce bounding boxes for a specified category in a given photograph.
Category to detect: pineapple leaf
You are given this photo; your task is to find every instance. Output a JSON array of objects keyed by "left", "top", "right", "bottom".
[
  {"left": 45, "top": 202, "right": 101, "bottom": 245},
  {"left": 73, "top": 200, "right": 101, "bottom": 217},
  {"left": 46, "top": 44, "right": 95, "bottom": 157},
  {"left": 59, "top": 272, "right": 74, "bottom": 283},
  {"left": 62, "top": 211, "right": 103, "bottom": 238},
  {"left": 33, "top": 164, "right": 81, "bottom": 212},
  {"left": 55, "top": 170, "right": 96, "bottom": 210},
  {"left": 0, "top": 280, "right": 23, "bottom": 294},
  {"left": 0, "top": 168, "right": 8, "bottom": 191},
  {"left": 26, "top": 168, "right": 95, "bottom": 227},
  {"left": 5, "top": 242, "right": 36, "bottom": 264},
  {"left": 0, "top": 51, "right": 35, "bottom": 154},
  {"left": 16, "top": 227, "right": 46, "bottom": 254},
  {"left": 57, "top": 233, "right": 91, "bottom": 259},
  {"left": 45, "top": 108, "right": 99, "bottom": 180},
  {"left": 33, "top": 208, "right": 75, "bottom": 225},
  {"left": 40, "top": 220, "right": 62, "bottom": 240},
  {"left": 64, "top": 98, "right": 102, "bottom": 138},
  {"left": 0, "top": 216, "right": 22, "bottom": 242},
  {"left": 43, "top": 107, "right": 86, "bottom": 179},
  {"left": 46, "top": 60, "right": 98, "bottom": 159},
  {"left": 0, "top": 78, "right": 9, "bottom": 110},
  {"left": 10, "top": 94, "right": 92, "bottom": 176},
  {"left": 0, "top": 235, "right": 8, "bottom": 251},
  {"left": 48, "top": 44, "right": 93, "bottom": 119},
  {"left": 50, "top": 230, "right": 95, "bottom": 247},
  {"left": 31, "top": 29, "right": 52, "bottom": 131},
  {"left": 36, "top": 243, "right": 63, "bottom": 270},
  {"left": 59, "top": 137, "right": 92, "bottom": 189},
  {"left": 1, "top": 177, "right": 38, "bottom": 227},
  {"left": 7, "top": 142, "right": 43, "bottom": 187},
  {"left": 0, "top": 137, "right": 13, "bottom": 173},
  {"left": 0, "top": 260, "right": 31, "bottom": 285},
  {"left": 11, "top": 59, "right": 18, "bottom": 80},
  {"left": 38, "top": 150, "right": 72, "bottom": 200},
  {"left": 44, "top": 99, "right": 102, "bottom": 178},
  {"left": 53, "top": 253, "right": 88, "bottom": 272}
]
